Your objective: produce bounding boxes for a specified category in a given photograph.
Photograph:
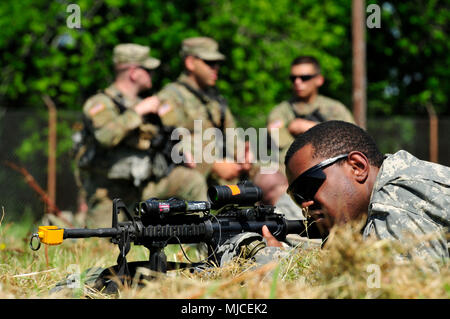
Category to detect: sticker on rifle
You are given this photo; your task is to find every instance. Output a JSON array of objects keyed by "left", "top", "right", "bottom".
[
  {"left": 89, "top": 103, "right": 106, "bottom": 117},
  {"left": 159, "top": 203, "right": 170, "bottom": 213},
  {"left": 226, "top": 185, "right": 241, "bottom": 196}
]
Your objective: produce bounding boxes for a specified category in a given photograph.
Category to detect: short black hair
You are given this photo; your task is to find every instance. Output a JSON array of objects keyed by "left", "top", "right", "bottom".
[
  {"left": 291, "top": 56, "right": 321, "bottom": 73},
  {"left": 284, "top": 121, "right": 384, "bottom": 168}
]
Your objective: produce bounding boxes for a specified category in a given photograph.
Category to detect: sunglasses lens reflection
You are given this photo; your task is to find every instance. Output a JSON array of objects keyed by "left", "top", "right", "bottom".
[{"left": 289, "top": 175, "right": 325, "bottom": 206}]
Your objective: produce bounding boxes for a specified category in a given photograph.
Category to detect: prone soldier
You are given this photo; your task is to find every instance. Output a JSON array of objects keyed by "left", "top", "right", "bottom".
[{"left": 262, "top": 121, "right": 450, "bottom": 267}]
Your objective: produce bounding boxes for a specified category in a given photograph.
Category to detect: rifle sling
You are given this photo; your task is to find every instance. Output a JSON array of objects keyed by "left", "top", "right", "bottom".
[
  {"left": 289, "top": 99, "right": 326, "bottom": 123},
  {"left": 102, "top": 90, "right": 128, "bottom": 114},
  {"left": 176, "top": 81, "right": 226, "bottom": 133}
]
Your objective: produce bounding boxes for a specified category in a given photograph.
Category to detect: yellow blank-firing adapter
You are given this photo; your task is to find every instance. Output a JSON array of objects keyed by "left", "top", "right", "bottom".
[{"left": 37, "top": 226, "right": 64, "bottom": 245}]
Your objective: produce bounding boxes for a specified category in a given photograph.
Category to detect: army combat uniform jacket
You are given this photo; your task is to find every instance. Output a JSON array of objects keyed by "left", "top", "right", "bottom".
[
  {"left": 80, "top": 84, "right": 162, "bottom": 186},
  {"left": 363, "top": 150, "right": 450, "bottom": 262},
  {"left": 268, "top": 95, "right": 355, "bottom": 150},
  {"left": 157, "top": 73, "right": 245, "bottom": 178},
  {"left": 78, "top": 84, "right": 208, "bottom": 228}
]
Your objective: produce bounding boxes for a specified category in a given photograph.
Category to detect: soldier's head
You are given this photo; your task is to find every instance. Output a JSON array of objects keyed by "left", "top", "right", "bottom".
[
  {"left": 290, "top": 56, "right": 324, "bottom": 101},
  {"left": 113, "top": 43, "right": 160, "bottom": 91},
  {"left": 180, "top": 37, "right": 225, "bottom": 88},
  {"left": 284, "top": 121, "right": 383, "bottom": 236}
]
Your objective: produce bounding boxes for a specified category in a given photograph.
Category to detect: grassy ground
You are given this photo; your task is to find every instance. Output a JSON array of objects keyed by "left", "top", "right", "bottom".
[{"left": 1, "top": 212, "right": 449, "bottom": 299}]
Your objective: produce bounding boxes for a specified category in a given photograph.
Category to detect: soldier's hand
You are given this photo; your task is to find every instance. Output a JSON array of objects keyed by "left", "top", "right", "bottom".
[
  {"left": 134, "top": 96, "right": 161, "bottom": 116},
  {"left": 183, "top": 151, "right": 197, "bottom": 169},
  {"left": 262, "top": 225, "right": 283, "bottom": 248},
  {"left": 288, "top": 118, "right": 317, "bottom": 136},
  {"left": 212, "top": 160, "right": 242, "bottom": 180}
]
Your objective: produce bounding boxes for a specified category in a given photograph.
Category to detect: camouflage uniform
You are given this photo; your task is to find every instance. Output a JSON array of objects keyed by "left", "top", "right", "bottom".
[
  {"left": 363, "top": 150, "right": 450, "bottom": 262},
  {"left": 231, "top": 150, "right": 450, "bottom": 267},
  {"left": 77, "top": 44, "right": 208, "bottom": 228},
  {"left": 268, "top": 95, "right": 355, "bottom": 171},
  {"left": 274, "top": 193, "right": 305, "bottom": 221},
  {"left": 157, "top": 37, "right": 254, "bottom": 185}
]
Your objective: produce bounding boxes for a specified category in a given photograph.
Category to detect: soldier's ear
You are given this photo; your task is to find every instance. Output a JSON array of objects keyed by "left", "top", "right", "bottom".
[
  {"left": 128, "top": 66, "right": 140, "bottom": 82},
  {"left": 184, "top": 55, "right": 196, "bottom": 72},
  {"left": 315, "top": 74, "right": 324, "bottom": 88},
  {"left": 347, "top": 151, "right": 369, "bottom": 184}
]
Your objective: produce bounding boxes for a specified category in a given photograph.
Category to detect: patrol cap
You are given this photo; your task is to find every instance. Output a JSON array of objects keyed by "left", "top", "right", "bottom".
[
  {"left": 113, "top": 43, "right": 160, "bottom": 69},
  {"left": 181, "top": 37, "right": 225, "bottom": 61}
]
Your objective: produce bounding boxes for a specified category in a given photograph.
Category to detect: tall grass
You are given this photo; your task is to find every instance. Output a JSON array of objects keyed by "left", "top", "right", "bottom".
[{"left": 1, "top": 214, "right": 449, "bottom": 299}]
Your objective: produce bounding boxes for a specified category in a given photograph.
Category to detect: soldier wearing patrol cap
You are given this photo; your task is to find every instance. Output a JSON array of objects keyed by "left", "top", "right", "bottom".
[
  {"left": 75, "top": 43, "right": 208, "bottom": 228},
  {"left": 156, "top": 37, "right": 257, "bottom": 187}
]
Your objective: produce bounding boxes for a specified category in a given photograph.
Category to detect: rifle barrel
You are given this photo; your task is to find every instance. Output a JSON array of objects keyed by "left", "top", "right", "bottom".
[{"left": 63, "top": 228, "right": 120, "bottom": 239}]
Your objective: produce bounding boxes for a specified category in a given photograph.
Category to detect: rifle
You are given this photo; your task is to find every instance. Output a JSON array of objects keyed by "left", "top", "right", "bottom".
[{"left": 30, "top": 182, "right": 320, "bottom": 292}]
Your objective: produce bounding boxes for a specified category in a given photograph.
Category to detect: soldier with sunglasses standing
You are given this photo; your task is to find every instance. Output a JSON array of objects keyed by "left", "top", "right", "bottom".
[
  {"left": 157, "top": 37, "right": 256, "bottom": 187},
  {"left": 74, "top": 43, "right": 208, "bottom": 228},
  {"left": 267, "top": 56, "right": 355, "bottom": 170}
]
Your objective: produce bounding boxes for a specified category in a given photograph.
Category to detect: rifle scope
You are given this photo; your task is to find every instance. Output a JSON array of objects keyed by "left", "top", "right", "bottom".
[
  {"left": 137, "top": 198, "right": 211, "bottom": 218},
  {"left": 208, "top": 183, "right": 262, "bottom": 208}
]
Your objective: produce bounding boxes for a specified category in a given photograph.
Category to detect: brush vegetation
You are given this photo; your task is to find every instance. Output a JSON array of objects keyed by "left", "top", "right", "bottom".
[{"left": 0, "top": 212, "right": 449, "bottom": 299}]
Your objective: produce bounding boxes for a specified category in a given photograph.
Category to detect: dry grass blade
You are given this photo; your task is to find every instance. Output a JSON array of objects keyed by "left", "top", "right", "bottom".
[
  {"left": 12, "top": 268, "right": 57, "bottom": 278},
  {"left": 188, "top": 261, "right": 279, "bottom": 299}
]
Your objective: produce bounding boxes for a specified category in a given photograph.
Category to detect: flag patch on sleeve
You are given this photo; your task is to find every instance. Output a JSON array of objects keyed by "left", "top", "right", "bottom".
[{"left": 89, "top": 103, "right": 106, "bottom": 117}]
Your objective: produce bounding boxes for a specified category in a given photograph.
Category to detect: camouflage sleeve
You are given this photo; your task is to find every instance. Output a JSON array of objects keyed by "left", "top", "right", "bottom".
[
  {"left": 157, "top": 84, "right": 188, "bottom": 128},
  {"left": 319, "top": 101, "right": 355, "bottom": 124},
  {"left": 223, "top": 107, "right": 245, "bottom": 162},
  {"left": 363, "top": 191, "right": 449, "bottom": 262},
  {"left": 157, "top": 84, "right": 214, "bottom": 176},
  {"left": 267, "top": 102, "right": 295, "bottom": 150},
  {"left": 363, "top": 151, "right": 450, "bottom": 264},
  {"left": 83, "top": 94, "right": 142, "bottom": 148},
  {"left": 216, "top": 232, "right": 289, "bottom": 266},
  {"left": 224, "top": 106, "right": 236, "bottom": 129}
]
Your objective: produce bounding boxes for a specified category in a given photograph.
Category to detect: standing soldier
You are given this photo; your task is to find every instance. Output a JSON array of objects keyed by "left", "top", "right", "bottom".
[
  {"left": 75, "top": 43, "right": 207, "bottom": 228},
  {"left": 157, "top": 37, "right": 255, "bottom": 186},
  {"left": 267, "top": 56, "right": 355, "bottom": 170}
]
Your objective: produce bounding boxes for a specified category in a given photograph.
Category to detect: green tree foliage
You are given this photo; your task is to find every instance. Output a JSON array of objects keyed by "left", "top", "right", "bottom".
[
  {"left": 1, "top": 1, "right": 447, "bottom": 119},
  {"left": 0, "top": 0, "right": 448, "bottom": 163},
  {"left": 366, "top": 0, "right": 449, "bottom": 116},
  {"left": 0, "top": 0, "right": 448, "bottom": 219}
]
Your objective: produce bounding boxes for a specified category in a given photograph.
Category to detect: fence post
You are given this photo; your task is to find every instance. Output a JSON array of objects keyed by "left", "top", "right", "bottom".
[
  {"left": 426, "top": 103, "right": 439, "bottom": 163},
  {"left": 352, "top": 0, "right": 367, "bottom": 129},
  {"left": 43, "top": 95, "right": 57, "bottom": 214}
]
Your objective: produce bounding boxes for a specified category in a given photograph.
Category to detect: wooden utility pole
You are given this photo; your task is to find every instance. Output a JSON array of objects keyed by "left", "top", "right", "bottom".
[
  {"left": 426, "top": 103, "right": 439, "bottom": 163},
  {"left": 352, "top": 0, "right": 367, "bottom": 129},
  {"left": 43, "top": 95, "right": 57, "bottom": 214}
]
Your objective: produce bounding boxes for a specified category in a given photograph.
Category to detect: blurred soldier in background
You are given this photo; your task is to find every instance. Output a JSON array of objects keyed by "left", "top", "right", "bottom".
[
  {"left": 253, "top": 170, "right": 303, "bottom": 221},
  {"left": 157, "top": 37, "right": 257, "bottom": 187},
  {"left": 74, "top": 43, "right": 207, "bottom": 228},
  {"left": 267, "top": 56, "right": 355, "bottom": 172}
]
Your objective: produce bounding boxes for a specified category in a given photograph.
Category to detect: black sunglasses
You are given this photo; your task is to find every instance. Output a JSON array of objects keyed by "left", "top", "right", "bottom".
[
  {"left": 289, "top": 74, "right": 318, "bottom": 83},
  {"left": 140, "top": 66, "right": 155, "bottom": 77},
  {"left": 287, "top": 154, "right": 348, "bottom": 207},
  {"left": 201, "top": 59, "right": 221, "bottom": 68}
]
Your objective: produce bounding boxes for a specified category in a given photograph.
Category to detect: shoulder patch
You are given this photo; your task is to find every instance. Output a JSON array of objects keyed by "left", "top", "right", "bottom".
[
  {"left": 88, "top": 103, "right": 106, "bottom": 117},
  {"left": 158, "top": 102, "right": 173, "bottom": 117},
  {"left": 268, "top": 119, "right": 283, "bottom": 130}
]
